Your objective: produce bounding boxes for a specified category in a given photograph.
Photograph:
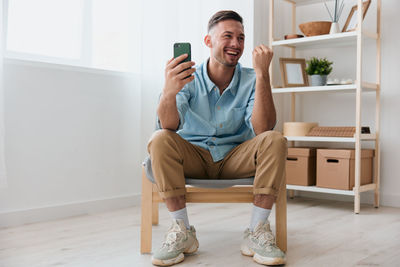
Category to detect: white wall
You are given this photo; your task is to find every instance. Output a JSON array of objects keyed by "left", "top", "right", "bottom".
[
  {"left": 0, "top": 0, "right": 260, "bottom": 228},
  {"left": 0, "top": 59, "right": 142, "bottom": 227}
]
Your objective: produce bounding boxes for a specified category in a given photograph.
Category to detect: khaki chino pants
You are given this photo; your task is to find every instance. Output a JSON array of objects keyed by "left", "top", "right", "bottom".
[{"left": 147, "top": 129, "right": 287, "bottom": 199}]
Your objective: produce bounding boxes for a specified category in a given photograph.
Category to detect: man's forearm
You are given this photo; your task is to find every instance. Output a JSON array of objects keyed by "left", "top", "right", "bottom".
[
  {"left": 157, "top": 93, "right": 180, "bottom": 131},
  {"left": 251, "top": 73, "right": 276, "bottom": 135}
]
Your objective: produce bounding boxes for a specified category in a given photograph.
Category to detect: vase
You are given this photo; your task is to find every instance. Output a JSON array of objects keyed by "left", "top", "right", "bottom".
[
  {"left": 310, "top": 75, "right": 328, "bottom": 86},
  {"left": 329, "top": 22, "right": 340, "bottom": 34}
]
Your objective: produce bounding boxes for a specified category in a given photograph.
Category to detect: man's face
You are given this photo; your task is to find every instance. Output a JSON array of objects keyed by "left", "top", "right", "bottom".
[{"left": 207, "top": 19, "right": 245, "bottom": 68}]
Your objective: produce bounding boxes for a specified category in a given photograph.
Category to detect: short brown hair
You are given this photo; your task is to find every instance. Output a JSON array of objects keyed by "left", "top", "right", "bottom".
[{"left": 207, "top": 10, "right": 243, "bottom": 33}]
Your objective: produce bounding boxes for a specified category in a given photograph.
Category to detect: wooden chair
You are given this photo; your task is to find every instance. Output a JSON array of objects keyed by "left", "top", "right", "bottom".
[{"left": 140, "top": 157, "right": 287, "bottom": 254}]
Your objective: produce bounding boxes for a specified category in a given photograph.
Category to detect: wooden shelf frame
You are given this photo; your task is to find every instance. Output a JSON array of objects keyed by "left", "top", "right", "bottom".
[{"left": 269, "top": 0, "right": 381, "bottom": 213}]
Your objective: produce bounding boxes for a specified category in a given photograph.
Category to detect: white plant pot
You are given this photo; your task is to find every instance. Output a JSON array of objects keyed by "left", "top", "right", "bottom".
[{"left": 329, "top": 22, "right": 340, "bottom": 34}]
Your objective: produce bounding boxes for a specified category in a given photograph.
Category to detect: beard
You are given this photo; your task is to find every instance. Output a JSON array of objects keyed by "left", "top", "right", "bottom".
[{"left": 213, "top": 47, "right": 242, "bottom": 68}]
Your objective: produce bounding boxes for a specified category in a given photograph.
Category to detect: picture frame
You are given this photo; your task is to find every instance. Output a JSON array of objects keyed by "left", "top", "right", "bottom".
[
  {"left": 342, "top": 0, "right": 371, "bottom": 32},
  {"left": 279, "top": 58, "right": 309, "bottom": 88}
]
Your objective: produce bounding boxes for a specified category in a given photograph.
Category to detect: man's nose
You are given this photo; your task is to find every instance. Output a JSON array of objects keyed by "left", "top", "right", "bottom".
[{"left": 230, "top": 37, "right": 240, "bottom": 48}]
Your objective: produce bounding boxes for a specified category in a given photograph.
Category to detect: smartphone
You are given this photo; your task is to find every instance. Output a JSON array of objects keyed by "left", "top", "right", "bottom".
[{"left": 173, "top": 43, "right": 191, "bottom": 64}]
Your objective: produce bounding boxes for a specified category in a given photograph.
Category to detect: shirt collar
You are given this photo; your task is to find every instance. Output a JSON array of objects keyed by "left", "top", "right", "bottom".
[{"left": 202, "top": 59, "right": 241, "bottom": 96}]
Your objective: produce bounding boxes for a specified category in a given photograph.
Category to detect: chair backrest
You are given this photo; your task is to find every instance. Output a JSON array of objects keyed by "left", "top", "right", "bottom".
[{"left": 143, "top": 156, "right": 254, "bottom": 189}]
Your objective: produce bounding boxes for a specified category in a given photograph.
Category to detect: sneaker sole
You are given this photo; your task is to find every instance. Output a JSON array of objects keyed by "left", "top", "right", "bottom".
[
  {"left": 241, "top": 244, "right": 286, "bottom": 266},
  {"left": 151, "top": 241, "right": 199, "bottom": 266},
  {"left": 151, "top": 253, "right": 184, "bottom": 266}
]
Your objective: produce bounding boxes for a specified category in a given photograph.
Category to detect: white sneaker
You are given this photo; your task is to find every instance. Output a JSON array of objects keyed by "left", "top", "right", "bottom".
[
  {"left": 241, "top": 221, "right": 286, "bottom": 265},
  {"left": 151, "top": 219, "right": 199, "bottom": 266}
]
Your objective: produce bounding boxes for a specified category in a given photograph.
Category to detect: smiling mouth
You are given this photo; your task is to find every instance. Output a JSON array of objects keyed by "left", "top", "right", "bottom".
[{"left": 224, "top": 49, "right": 240, "bottom": 57}]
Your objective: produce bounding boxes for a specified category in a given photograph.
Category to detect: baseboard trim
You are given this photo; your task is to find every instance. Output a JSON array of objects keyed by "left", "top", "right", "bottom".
[
  {"left": 380, "top": 193, "right": 400, "bottom": 208},
  {"left": 0, "top": 193, "right": 141, "bottom": 229}
]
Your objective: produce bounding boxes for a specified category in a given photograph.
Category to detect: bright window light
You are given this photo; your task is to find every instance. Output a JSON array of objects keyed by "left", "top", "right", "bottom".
[
  {"left": 5, "top": 0, "right": 141, "bottom": 73},
  {"left": 6, "top": 0, "right": 83, "bottom": 59}
]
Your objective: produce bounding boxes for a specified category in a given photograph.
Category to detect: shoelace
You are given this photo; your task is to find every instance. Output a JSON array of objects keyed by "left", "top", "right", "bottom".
[
  {"left": 253, "top": 225, "right": 275, "bottom": 247},
  {"left": 162, "top": 225, "right": 186, "bottom": 251}
]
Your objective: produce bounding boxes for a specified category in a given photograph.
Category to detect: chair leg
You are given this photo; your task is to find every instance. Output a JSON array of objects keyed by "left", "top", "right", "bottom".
[
  {"left": 275, "top": 178, "right": 287, "bottom": 252},
  {"left": 152, "top": 201, "right": 159, "bottom": 225},
  {"left": 140, "top": 167, "right": 153, "bottom": 254}
]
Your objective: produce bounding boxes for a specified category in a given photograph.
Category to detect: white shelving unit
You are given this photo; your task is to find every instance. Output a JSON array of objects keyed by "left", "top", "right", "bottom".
[{"left": 269, "top": 0, "right": 381, "bottom": 213}]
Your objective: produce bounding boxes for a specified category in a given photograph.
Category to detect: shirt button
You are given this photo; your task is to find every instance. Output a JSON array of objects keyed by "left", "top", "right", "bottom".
[{"left": 219, "top": 123, "right": 223, "bottom": 128}]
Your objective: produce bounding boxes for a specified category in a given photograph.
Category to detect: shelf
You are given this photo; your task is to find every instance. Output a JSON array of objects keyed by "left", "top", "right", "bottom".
[
  {"left": 282, "top": 0, "right": 335, "bottom": 6},
  {"left": 287, "top": 183, "right": 377, "bottom": 195},
  {"left": 272, "top": 83, "right": 378, "bottom": 94},
  {"left": 287, "top": 184, "right": 355, "bottom": 195},
  {"left": 272, "top": 31, "right": 377, "bottom": 49},
  {"left": 272, "top": 0, "right": 381, "bottom": 213},
  {"left": 285, "top": 134, "right": 376, "bottom": 142}
]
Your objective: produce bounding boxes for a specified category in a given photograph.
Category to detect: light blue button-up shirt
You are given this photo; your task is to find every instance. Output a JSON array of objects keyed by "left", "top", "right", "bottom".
[
  {"left": 176, "top": 61, "right": 256, "bottom": 162},
  {"left": 159, "top": 59, "right": 257, "bottom": 162}
]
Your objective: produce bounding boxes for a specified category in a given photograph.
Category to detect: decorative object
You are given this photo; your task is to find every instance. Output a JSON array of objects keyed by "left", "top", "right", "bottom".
[
  {"left": 307, "top": 126, "right": 370, "bottom": 137},
  {"left": 279, "top": 58, "right": 309, "bottom": 87},
  {"left": 310, "top": 75, "right": 327, "bottom": 87},
  {"left": 327, "top": 78, "right": 353, "bottom": 85},
  {"left": 305, "top": 57, "right": 333, "bottom": 86},
  {"left": 298, "top": 21, "right": 332, "bottom": 37},
  {"left": 284, "top": 34, "right": 304, "bottom": 40},
  {"left": 342, "top": 0, "right": 371, "bottom": 32},
  {"left": 329, "top": 22, "right": 340, "bottom": 34},
  {"left": 324, "top": 0, "right": 345, "bottom": 34},
  {"left": 283, "top": 122, "right": 318, "bottom": 136}
]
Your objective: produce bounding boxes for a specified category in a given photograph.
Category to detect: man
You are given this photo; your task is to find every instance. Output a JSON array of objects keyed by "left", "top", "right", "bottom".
[{"left": 148, "top": 10, "right": 287, "bottom": 266}]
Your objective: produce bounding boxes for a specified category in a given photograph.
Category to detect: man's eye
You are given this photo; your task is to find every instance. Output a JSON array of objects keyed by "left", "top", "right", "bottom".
[{"left": 224, "top": 35, "right": 231, "bottom": 38}]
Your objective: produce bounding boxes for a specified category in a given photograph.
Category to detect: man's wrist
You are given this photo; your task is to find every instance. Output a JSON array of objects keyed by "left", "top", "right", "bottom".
[
  {"left": 161, "top": 90, "right": 177, "bottom": 103},
  {"left": 255, "top": 71, "right": 270, "bottom": 82}
]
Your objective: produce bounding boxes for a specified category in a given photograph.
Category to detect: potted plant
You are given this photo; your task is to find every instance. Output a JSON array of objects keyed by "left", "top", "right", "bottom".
[{"left": 306, "top": 57, "right": 333, "bottom": 86}]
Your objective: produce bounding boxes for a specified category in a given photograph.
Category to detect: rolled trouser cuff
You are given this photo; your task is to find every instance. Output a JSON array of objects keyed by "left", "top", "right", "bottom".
[
  {"left": 157, "top": 187, "right": 186, "bottom": 199},
  {"left": 253, "top": 187, "right": 278, "bottom": 197}
]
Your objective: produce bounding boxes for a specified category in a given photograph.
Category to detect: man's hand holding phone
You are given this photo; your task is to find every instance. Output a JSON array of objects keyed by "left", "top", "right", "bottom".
[{"left": 163, "top": 54, "right": 196, "bottom": 98}]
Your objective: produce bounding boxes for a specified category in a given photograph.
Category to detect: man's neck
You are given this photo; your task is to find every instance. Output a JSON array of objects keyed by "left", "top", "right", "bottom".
[{"left": 207, "top": 57, "right": 236, "bottom": 93}]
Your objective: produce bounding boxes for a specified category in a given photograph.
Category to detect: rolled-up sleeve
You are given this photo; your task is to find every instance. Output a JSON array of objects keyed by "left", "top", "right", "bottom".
[{"left": 175, "top": 85, "right": 191, "bottom": 130}]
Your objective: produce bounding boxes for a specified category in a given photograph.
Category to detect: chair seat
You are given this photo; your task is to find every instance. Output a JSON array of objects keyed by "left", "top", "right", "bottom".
[{"left": 143, "top": 157, "right": 254, "bottom": 189}]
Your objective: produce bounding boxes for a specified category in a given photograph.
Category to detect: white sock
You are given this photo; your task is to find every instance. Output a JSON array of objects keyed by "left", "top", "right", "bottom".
[
  {"left": 169, "top": 207, "right": 190, "bottom": 229},
  {"left": 250, "top": 205, "right": 271, "bottom": 231}
]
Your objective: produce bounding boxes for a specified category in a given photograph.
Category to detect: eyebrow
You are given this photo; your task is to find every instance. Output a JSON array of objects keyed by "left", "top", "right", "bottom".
[{"left": 222, "top": 31, "right": 245, "bottom": 37}]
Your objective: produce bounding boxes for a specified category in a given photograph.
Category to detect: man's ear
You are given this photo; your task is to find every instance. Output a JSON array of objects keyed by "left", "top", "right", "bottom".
[{"left": 204, "top": 34, "right": 212, "bottom": 48}]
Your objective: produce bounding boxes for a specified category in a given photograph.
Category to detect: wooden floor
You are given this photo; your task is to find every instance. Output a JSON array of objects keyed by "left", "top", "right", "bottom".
[{"left": 1, "top": 197, "right": 400, "bottom": 267}]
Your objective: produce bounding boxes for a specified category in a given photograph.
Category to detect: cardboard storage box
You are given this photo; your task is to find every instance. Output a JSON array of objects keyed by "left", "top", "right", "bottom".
[
  {"left": 286, "top": 148, "right": 316, "bottom": 186},
  {"left": 316, "top": 149, "right": 374, "bottom": 190}
]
